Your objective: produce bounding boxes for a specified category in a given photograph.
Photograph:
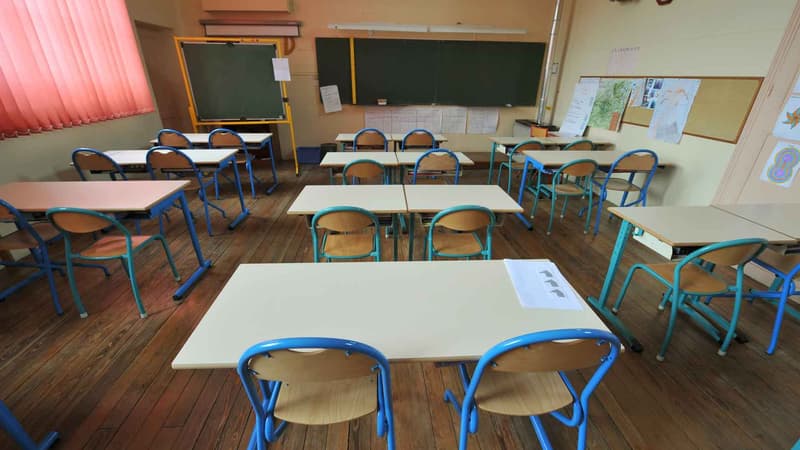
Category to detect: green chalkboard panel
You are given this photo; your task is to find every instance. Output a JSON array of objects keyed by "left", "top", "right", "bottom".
[
  {"left": 315, "top": 38, "right": 352, "bottom": 104},
  {"left": 354, "top": 39, "right": 439, "bottom": 105},
  {"left": 181, "top": 42, "right": 285, "bottom": 121}
]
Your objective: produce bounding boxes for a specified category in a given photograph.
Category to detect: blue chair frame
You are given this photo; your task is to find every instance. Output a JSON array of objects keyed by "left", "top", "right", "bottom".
[
  {"left": 746, "top": 257, "right": 800, "bottom": 354},
  {"left": 400, "top": 128, "right": 436, "bottom": 152},
  {"left": 146, "top": 146, "right": 226, "bottom": 236},
  {"left": 342, "top": 159, "right": 388, "bottom": 185},
  {"left": 311, "top": 206, "right": 382, "bottom": 262},
  {"left": 71, "top": 148, "right": 128, "bottom": 181},
  {"left": 444, "top": 329, "right": 621, "bottom": 450},
  {"left": 612, "top": 238, "right": 766, "bottom": 360},
  {"left": 353, "top": 128, "right": 389, "bottom": 152},
  {"left": 237, "top": 337, "right": 395, "bottom": 450},
  {"left": 583, "top": 149, "right": 658, "bottom": 235},
  {"left": 412, "top": 148, "right": 461, "bottom": 185},
  {"left": 426, "top": 205, "right": 495, "bottom": 260},
  {"left": 0, "top": 400, "right": 58, "bottom": 450},
  {"left": 208, "top": 128, "right": 260, "bottom": 199},
  {"left": 562, "top": 139, "right": 595, "bottom": 151},
  {"left": 529, "top": 159, "right": 598, "bottom": 235},
  {"left": 496, "top": 139, "right": 544, "bottom": 193}
]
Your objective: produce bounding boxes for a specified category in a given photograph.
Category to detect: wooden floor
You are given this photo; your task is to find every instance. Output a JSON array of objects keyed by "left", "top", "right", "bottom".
[{"left": 1, "top": 163, "right": 799, "bottom": 450}]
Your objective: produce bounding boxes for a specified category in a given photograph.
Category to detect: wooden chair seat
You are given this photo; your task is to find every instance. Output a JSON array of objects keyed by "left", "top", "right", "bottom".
[
  {"left": 475, "top": 370, "right": 572, "bottom": 416},
  {"left": 0, "top": 223, "right": 60, "bottom": 251},
  {"left": 553, "top": 183, "right": 584, "bottom": 195},
  {"left": 80, "top": 235, "right": 152, "bottom": 258},
  {"left": 323, "top": 234, "right": 374, "bottom": 257},
  {"left": 432, "top": 232, "right": 482, "bottom": 255},
  {"left": 756, "top": 249, "right": 800, "bottom": 274},
  {"left": 275, "top": 375, "right": 377, "bottom": 425},
  {"left": 646, "top": 263, "right": 728, "bottom": 294},
  {"left": 594, "top": 177, "right": 641, "bottom": 192}
]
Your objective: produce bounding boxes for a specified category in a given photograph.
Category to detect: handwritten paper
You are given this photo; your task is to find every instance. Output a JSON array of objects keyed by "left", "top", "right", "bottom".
[
  {"left": 320, "top": 85, "right": 342, "bottom": 113},
  {"left": 503, "top": 259, "right": 584, "bottom": 310},
  {"left": 467, "top": 107, "right": 499, "bottom": 134},
  {"left": 440, "top": 106, "right": 467, "bottom": 134},
  {"left": 607, "top": 47, "right": 639, "bottom": 75},
  {"left": 559, "top": 78, "right": 599, "bottom": 137},
  {"left": 365, "top": 108, "right": 392, "bottom": 131},
  {"left": 272, "top": 58, "right": 291, "bottom": 81},
  {"left": 363, "top": 106, "right": 465, "bottom": 134}
]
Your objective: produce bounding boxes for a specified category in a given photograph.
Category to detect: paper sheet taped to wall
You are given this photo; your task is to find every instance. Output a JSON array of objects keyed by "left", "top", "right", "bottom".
[
  {"left": 466, "top": 108, "right": 499, "bottom": 134},
  {"left": 320, "top": 85, "right": 342, "bottom": 113},
  {"left": 364, "top": 106, "right": 466, "bottom": 134}
]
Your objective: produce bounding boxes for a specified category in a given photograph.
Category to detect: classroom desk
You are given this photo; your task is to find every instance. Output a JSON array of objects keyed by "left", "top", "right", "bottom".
[
  {"left": 0, "top": 181, "right": 212, "bottom": 300},
  {"left": 105, "top": 149, "right": 250, "bottom": 231},
  {"left": 171, "top": 260, "right": 610, "bottom": 368},
  {"left": 714, "top": 203, "right": 800, "bottom": 242},
  {"left": 394, "top": 151, "right": 474, "bottom": 166},
  {"left": 287, "top": 185, "right": 407, "bottom": 260},
  {"left": 150, "top": 132, "right": 279, "bottom": 195},
  {"left": 403, "top": 184, "right": 523, "bottom": 260},
  {"left": 334, "top": 132, "right": 448, "bottom": 152},
  {"left": 486, "top": 136, "right": 615, "bottom": 184},
  {"left": 588, "top": 205, "right": 796, "bottom": 352}
]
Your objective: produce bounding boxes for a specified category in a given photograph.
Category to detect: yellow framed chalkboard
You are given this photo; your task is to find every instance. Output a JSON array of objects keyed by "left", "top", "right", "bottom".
[{"left": 582, "top": 76, "right": 762, "bottom": 144}]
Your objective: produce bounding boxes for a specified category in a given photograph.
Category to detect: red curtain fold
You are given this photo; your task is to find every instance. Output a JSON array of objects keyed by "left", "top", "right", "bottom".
[{"left": 0, "top": 0, "right": 155, "bottom": 140}]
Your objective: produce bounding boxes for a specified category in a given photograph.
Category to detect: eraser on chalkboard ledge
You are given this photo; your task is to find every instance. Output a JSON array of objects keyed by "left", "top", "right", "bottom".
[
  {"left": 505, "top": 104, "right": 513, "bottom": 107},
  {"left": 377, "top": 98, "right": 387, "bottom": 106}
]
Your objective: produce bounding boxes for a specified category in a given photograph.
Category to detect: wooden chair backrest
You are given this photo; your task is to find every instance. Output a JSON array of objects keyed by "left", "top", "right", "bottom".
[
  {"left": 405, "top": 132, "right": 434, "bottom": 148},
  {"left": 159, "top": 132, "right": 191, "bottom": 148},
  {"left": 418, "top": 153, "right": 457, "bottom": 171},
  {"left": 317, "top": 210, "right": 375, "bottom": 233},
  {"left": 344, "top": 161, "right": 384, "bottom": 181},
  {"left": 490, "top": 339, "right": 609, "bottom": 372},
  {"left": 355, "top": 131, "right": 386, "bottom": 148},
  {"left": 693, "top": 242, "right": 764, "bottom": 268},
  {"left": 565, "top": 140, "right": 593, "bottom": 150},
  {"left": 248, "top": 349, "right": 376, "bottom": 382},
  {"left": 148, "top": 150, "right": 193, "bottom": 171},
  {"left": 615, "top": 154, "right": 656, "bottom": 172},
  {"left": 49, "top": 211, "right": 113, "bottom": 234},
  {"left": 515, "top": 141, "right": 545, "bottom": 151},
  {"left": 209, "top": 131, "right": 242, "bottom": 148},
  {"left": 436, "top": 209, "right": 491, "bottom": 232},
  {"left": 0, "top": 204, "right": 13, "bottom": 221},
  {"left": 74, "top": 151, "right": 118, "bottom": 172},
  {"left": 562, "top": 161, "right": 596, "bottom": 178}
]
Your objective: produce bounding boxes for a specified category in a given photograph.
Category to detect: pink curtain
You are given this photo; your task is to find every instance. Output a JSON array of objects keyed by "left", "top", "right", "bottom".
[{"left": 0, "top": 0, "right": 155, "bottom": 139}]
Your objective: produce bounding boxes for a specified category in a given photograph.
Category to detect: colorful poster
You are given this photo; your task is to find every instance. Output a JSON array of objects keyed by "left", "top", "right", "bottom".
[
  {"left": 760, "top": 141, "right": 800, "bottom": 188},
  {"left": 559, "top": 77, "right": 600, "bottom": 137},
  {"left": 641, "top": 78, "right": 663, "bottom": 109},
  {"left": 628, "top": 79, "right": 646, "bottom": 107},
  {"left": 588, "top": 78, "right": 632, "bottom": 131},
  {"left": 773, "top": 95, "right": 800, "bottom": 141},
  {"left": 647, "top": 78, "right": 701, "bottom": 144}
]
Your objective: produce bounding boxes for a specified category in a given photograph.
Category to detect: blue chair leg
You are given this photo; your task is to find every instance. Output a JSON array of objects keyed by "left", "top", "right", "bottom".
[
  {"left": 63, "top": 253, "right": 88, "bottom": 319},
  {"left": 125, "top": 257, "right": 147, "bottom": 319},
  {"left": 718, "top": 288, "right": 744, "bottom": 356},
  {"left": 583, "top": 188, "right": 593, "bottom": 235},
  {"left": 529, "top": 416, "right": 554, "bottom": 450},
  {"left": 611, "top": 265, "right": 643, "bottom": 313},
  {"left": 40, "top": 248, "right": 63, "bottom": 315},
  {"left": 530, "top": 186, "right": 542, "bottom": 218},
  {"left": 246, "top": 161, "right": 257, "bottom": 199},
  {"left": 593, "top": 191, "right": 606, "bottom": 235},
  {"left": 546, "top": 193, "right": 557, "bottom": 235},
  {"left": 156, "top": 236, "right": 181, "bottom": 282},
  {"left": 213, "top": 173, "right": 221, "bottom": 200},
  {"left": 658, "top": 288, "right": 673, "bottom": 311},
  {"left": 767, "top": 283, "right": 791, "bottom": 355},
  {"left": 560, "top": 196, "right": 570, "bottom": 219},
  {"left": 657, "top": 291, "right": 686, "bottom": 361},
  {"left": 0, "top": 401, "right": 58, "bottom": 450}
]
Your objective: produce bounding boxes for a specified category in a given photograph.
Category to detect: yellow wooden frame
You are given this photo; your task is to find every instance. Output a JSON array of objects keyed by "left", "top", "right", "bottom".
[{"left": 174, "top": 36, "right": 299, "bottom": 175}]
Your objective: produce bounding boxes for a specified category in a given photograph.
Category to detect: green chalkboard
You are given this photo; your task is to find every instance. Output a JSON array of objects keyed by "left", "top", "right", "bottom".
[
  {"left": 181, "top": 42, "right": 285, "bottom": 121},
  {"left": 354, "top": 39, "right": 439, "bottom": 105},
  {"left": 315, "top": 38, "right": 352, "bottom": 103}
]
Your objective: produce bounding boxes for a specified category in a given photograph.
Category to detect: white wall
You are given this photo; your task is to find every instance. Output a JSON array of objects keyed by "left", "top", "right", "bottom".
[{"left": 554, "top": 0, "right": 796, "bottom": 206}]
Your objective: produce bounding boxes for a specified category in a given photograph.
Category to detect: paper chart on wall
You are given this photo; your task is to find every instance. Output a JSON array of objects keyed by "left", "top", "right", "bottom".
[
  {"left": 390, "top": 107, "right": 418, "bottom": 134},
  {"left": 627, "top": 79, "right": 646, "bottom": 108},
  {"left": 365, "top": 108, "right": 392, "bottom": 131},
  {"left": 647, "top": 78, "right": 701, "bottom": 144},
  {"left": 760, "top": 141, "right": 800, "bottom": 188},
  {"left": 272, "top": 58, "right": 291, "bottom": 81},
  {"left": 440, "top": 106, "right": 467, "bottom": 134},
  {"left": 588, "top": 78, "right": 632, "bottom": 131},
  {"left": 773, "top": 95, "right": 800, "bottom": 142},
  {"left": 466, "top": 107, "right": 499, "bottom": 134},
  {"left": 558, "top": 78, "right": 600, "bottom": 137},
  {"left": 607, "top": 47, "right": 640, "bottom": 76},
  {"left": 320, "top": 85, "right": 342, "bottom": 113}
]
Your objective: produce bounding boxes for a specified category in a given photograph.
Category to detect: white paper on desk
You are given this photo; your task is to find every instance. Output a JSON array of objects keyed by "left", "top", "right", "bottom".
[
  {"left": 441, "top": 106, "right": 467, "bottom": 134},
  {"left": 320, "top": 85, "right": 342, "bottom": 113},
  {"left": 272, "top": 58, "right": 291, "bottom": 81},
  {"left": 503, "top": 259, "right": 584, "bottom": 310},
  {"left": 467, "top": 107, "right": 499, "bottom": 134}
]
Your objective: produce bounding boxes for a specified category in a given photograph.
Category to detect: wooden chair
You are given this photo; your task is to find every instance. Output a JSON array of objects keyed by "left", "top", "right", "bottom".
[
  {"left": 426, "top": 205, "right": 495, "bottom": 260},
  {"left": 156, "top": 129, "right": 192, "bottom": 149},
  {"left": 342, "top": 159, "right": 388, "bottom": 185},
  {"left": 444, "top": 329, "right": 621, "bottom": 450},
  {"left": 411, "top": 148, "right": 460, "bottom": 185},
  {"left": 0, "top": 199, "right": 109, "bottom": 316},
  {"left": 744, "top": 250, "right": 800, "bottom": 354},
  {"left": 562, "top": 139, "right": 594, "bottom": 151},
  {"left": 311, "top": 206, "right": 381, "bottom": 262},
  {"left": 208, "top": 128, "right": 259, "bottom": 199},
  {"left": 237, "top": 337, "right": 395, "bottom": 450},
  {"left": 612, "top": 238, "right": 767, "bottom": 360},
  {"left": 146, "top": 146, "right": 225, "bottom": 236},
  {"left": 353, "top": 128, "right": 389, "bottom": 151},
  {"left": 400, "top": 128, "right": 435, "bottom": 151},
  {"left": 496, "top": 140, "right": 545, "bottom": 194},
  {"left": 583, "top": 149, "right": 658, "bottom": 235},
  {"left": 72, "top": 148, "right": 128, "bottom": 181},
  {"left": 46, "top": 207, "right": 180, "bottom": 319},
  {"left": 529, "top": 159, "right": 598, "bottom": 235}
]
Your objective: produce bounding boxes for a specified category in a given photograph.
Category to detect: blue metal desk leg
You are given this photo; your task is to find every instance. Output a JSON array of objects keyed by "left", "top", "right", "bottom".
[
  {"left": 263, "top": 138, "right": 280, "bottom": 195},
  {"left": 392, "top": 213, "right": 398, "bottom": 261},
  {"left": 408, "top": 213, "right": 415, "bottom": 261},
  {"left": 174, "top": 191, "right": 212, "bottom": 300},
  {"left": 227, "top": 157, "right": 251, "bottom": 230},
  {"left": 515, "top": 158, "right": 533, "bottom": 229},
  {"left": 586, "top": 219, "right": 643, "bottom": 352},
  {"left": 0, "top": 400, "right": 58, "bottom": 450},
  {"left": 487, "top": 142, "right": 497, "bottom": 184}
]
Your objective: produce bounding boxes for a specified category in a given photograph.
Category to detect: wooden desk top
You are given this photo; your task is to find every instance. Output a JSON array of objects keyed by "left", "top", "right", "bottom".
[
  {"left": 171, "top": 260, "right": 609, "bottom": 368},
  {"left": 287, "top": 185, "right": 407, "bottom": 215},
  {"left": 106, "top": 149, "right": 238, "bottom": 166},
  {"left": 490, "top": 136, "right": 614, "bottom": 147},
  {"left": 319, "top": 152, "right": 400, "bottom": 168},
  {"left": 522, "top": 150, "right": 672, "bottom": 168},
  {"left": 0, "top": 181, "right": 189, "bottom": 213},
  {"left": 714, "top": 203, "right": 800, "bottom": 240},
  {"left": 149, "top": 132, "right": 272, "bottom": 145},
  {"left": 404, "top": 184, "right": 523, "bottom": 213},
  {"left": 609, "top": 206, "right": 796, "bottom": 247},
  {"left": 335, "top": 133, "right": 447, "bottom": 142},
  {"left": 394, "top": 151, "right": 474, "bottom": 166}
]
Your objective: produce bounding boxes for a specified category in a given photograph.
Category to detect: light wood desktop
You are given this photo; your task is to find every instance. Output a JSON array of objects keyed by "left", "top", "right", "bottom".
[
  {"left": 319, "top": 151, "right": 400, "bottom": 168},
  {"left": 714, "top": 203, "right": 800, "bottom": 240},
  {"left": 105, "top": 149, "right": 238, "bottom": 167},
  {"left": 403, "top": 184, "right": 522, "bottom": 214},
  {"left": 171, "top": 260, "right": 609, "bottom": 369},
  {"left": 335, "top": 133, "right": 448, "bottom": 144},
  {"left": 394, "top": 151, "right": 474, "bottom": 166},
  {"left": 288, "top": 185, "right": 407, "bottom": 215},
  {"left": 522, "top": 150, "right": 670, "bottom": 169},
  {"left": 489, "top": 136, "right": 614, "bottom": 148},
  {"left": 149, "top": 132, "right": 273, "bottom": 145}
]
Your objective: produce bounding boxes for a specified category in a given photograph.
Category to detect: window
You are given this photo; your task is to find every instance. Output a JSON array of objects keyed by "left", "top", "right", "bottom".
[{"left": 0, "top": 0, "right": 154, "bottom": 139}]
